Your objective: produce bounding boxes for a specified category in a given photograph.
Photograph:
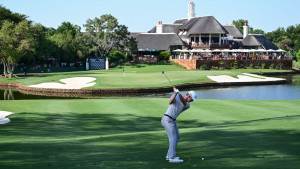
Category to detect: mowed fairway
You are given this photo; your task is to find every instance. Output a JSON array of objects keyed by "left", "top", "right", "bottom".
[{"left": 0, "top": 99, "right": 299, "bottom": 169}]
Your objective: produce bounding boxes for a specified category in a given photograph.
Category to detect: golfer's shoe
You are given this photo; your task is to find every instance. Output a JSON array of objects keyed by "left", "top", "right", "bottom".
[
  {"left": 169, "top": 157, "right": 183, "bottom": 163},
  {"left": 166, "top": 156, "right": 181, "bottom": 160}
]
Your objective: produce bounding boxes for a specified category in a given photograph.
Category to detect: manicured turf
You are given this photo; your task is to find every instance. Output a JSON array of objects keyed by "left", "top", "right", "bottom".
[
  {"left": 0, "top": 64, "right": 291, "bottom": 88},
  {"left": 0, "top": 98, "right": 299, "bottom": 169}
]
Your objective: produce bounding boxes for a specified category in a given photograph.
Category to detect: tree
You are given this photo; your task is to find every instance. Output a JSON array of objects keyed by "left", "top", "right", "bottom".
[
  {"left": 296, "top": 49, "right": 300, "bottom": 61},
  {"left": 0, "top": 20, "right": 35, "bottom": 78},
  {"left": 83, "top": 14, "right": 132, "bottom": 58},
  {"left": 75, "top": 33, "right": 97, "bottom": 59},
  {"left": 123, "top": 37, "right": 138, "bottom": 61},
  {"left": 264, "top": 27, "right": 286, "bottom": 43},
  {"left": 0, "top": 5, "right": 27, "bottom": 27},
  {"left": 56, "top": 21, "right": 80, "bottom": 36},
  {"left": 265, "top": 25, "right": 300, "bottom": 55},
  {"left": 276, "top": 38, "right": 294, "bottom": 51},
  {"left": 18, "top": 24, "right": 57, "bottom": 64},
  {"left": 251, "top": 29, "right": 265, "bottom": 34},
  {"left": 232, "top": 19, "right": 252, "bottom": 33},
  {"left": 50, "top": 22, "right": 80, "bottom": 63},
  {"left": 232, "top": 19, "right": 265, "bottom": 34}
]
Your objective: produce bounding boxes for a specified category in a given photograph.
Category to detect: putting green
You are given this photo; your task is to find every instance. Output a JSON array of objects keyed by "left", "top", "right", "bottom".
[
  {"left": 0, "top": 64, "right": 290, "bottom": 88},
  {"left": 0, "top": 98, "right": 299, "bottom": 169}
]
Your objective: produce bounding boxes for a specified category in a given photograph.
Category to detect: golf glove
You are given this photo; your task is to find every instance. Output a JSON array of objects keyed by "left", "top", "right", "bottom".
[{"left": 175, "top": 89, "right": 181, "bottom": 95}]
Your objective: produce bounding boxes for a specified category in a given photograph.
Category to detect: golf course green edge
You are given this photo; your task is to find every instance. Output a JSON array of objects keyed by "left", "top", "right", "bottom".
[{"left": 0, "top": 79, "right": 287, "bottom": 96}]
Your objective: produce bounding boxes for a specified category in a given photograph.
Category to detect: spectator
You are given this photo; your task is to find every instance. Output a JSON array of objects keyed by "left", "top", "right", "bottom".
[{"left": 23, "top": 67, "right": 27, "bottom": 78}]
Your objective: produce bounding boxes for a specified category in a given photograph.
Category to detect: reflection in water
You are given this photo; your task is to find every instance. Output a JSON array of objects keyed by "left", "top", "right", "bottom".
[{"left": 3, "top": 89, "right": 14, "bottom": 100}]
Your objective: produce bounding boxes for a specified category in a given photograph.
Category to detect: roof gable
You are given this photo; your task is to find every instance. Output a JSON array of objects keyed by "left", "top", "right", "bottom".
[
  {"left": 180, "top": 16, "right": 228, "bottom": 36},
  {"left": 223, "top": 25, "right": 243, "bottom": 38},
  {"left": 135, "top": 33, "right": 184, "bottom": 50},
  {"left": 243, "top": 34, "right": 278, "bottom": 50}
]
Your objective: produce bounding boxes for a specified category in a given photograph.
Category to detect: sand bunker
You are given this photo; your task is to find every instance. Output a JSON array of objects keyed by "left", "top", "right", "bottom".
[
  {"left": 207, "top": 73, "right": 285, "bottom": 83},
  {"left": 0, "top": 111, "right": 13, "bottom": 124},
  {"left": 29, "top": 77, "right": 96, "bottom": 89}
]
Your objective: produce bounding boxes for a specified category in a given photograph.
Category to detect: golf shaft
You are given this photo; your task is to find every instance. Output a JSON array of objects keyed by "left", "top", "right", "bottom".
[{"left": 163, "top": 72, "right": 175, "bottom": 88}]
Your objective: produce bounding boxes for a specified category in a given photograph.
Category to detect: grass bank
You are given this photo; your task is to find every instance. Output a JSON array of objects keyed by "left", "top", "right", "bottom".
[
  {"left": 0, "top": 64, "right": 291, "bottom": 89},
  {"left": 0, "top": 98, "right": 299, "bottom": 169}
]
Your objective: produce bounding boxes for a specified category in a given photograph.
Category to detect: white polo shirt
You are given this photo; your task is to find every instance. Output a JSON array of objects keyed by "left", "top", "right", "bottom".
[{"left": 164, "top": 94, "right": 190, "bottom": 120}]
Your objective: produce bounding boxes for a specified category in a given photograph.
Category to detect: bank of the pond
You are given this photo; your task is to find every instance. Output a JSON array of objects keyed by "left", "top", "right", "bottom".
[
  {"left": 0, "top": 64, "right": 297, "bottom": 96},
  {"left": 0, "top": 78, "right": 287, "bottom": 95}
]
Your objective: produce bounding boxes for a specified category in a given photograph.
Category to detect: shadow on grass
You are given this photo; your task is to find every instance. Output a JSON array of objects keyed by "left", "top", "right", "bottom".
[{"left": 0, "top": 112, "right": 299, "bottom": 169}]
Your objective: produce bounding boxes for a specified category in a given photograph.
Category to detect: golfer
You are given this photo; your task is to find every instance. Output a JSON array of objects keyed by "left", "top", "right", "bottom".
[{"left": 161, "top": 87, "right": 197, "bottom": 163}]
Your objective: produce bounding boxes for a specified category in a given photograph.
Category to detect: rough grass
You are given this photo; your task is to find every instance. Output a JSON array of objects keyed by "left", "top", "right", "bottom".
[
  {"left": 0, "top": 98, "right": 299, "bottom": 169},
  {"left": 0, "top": 64, "right": 291, "bottom": 89}
]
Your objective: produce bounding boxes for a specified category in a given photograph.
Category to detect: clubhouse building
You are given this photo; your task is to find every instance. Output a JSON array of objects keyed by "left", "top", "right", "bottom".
[{"left": 131, "top": 2, "right": 292, "bottom": 69}]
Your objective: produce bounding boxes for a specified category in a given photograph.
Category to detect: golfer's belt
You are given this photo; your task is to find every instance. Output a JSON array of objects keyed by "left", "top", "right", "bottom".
[{"left": 164, "top": 114, "right": 176, "bottom": 121}]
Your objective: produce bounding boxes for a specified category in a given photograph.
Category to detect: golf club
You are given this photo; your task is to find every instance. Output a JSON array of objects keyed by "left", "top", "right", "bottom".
[{"left": 162, "top": 70, "right": 175, "bottom": 88}]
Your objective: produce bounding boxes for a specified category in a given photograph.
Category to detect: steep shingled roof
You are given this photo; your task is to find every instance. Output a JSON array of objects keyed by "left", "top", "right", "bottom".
[
  {"left": 242, "top": 34, "right": 278, "bottom": 50},
  {"left": 180, "top": 16, "right": 228, "bottom": 36},
  {"left": 174, "top": 18, "right": 188, "bottom": 25},
  {"left": 128, "top": 32, "right": 143, "bottom": 39},
  {"left": 135, "top": 33, "right": 184, "bottom": 50},
  {"left": 223, "top": 25, "right": 243, "bottom": 39}
]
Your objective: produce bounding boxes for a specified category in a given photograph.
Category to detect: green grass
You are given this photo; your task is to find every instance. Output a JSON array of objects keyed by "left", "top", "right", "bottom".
[
  {"left": 0, "top": 99, "right": 299, "bottom": 169},
  {"left": 293, "top": 61, "right": 300, "bottom": 69},
  {"left": 0, "top": 64, "right": 291, "bottom": 89}
]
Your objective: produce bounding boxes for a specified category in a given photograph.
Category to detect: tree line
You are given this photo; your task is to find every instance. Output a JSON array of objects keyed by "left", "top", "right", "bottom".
[
  {"left": 1, "top": 6, "right": 299, "bottom": 78},
  {"left": 0, "top": 5, "right": 137, "bottom": 78}
]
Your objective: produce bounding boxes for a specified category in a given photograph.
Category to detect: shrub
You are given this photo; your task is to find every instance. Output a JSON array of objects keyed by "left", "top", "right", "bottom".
[
  {"left": 261, "top": 63, "right": 266, "bottom": 69},
  {"left": 219, "top": 61, "right": 225, "bottom": 69},
  {"left": 270, "top": 64, "right": 275, "bottom": 69},
  {"left": 200, "top": 64, "right": 209, "bottom": 70},
  {"left": 276, "top": 63, "right": 283, "bottom": 70},
  {"left": 109, "top": 50, "right": 125, "bottom": 63},
  {"left": 211, "top": 66, "right": 219, "bottom": 70},
  {"left": 249, "top": 63, "right": 254, "bottom": 69},
  {"left": 232, "top": 60, "right": 238, "bottom": 69},
  {"left": 158, "top": 51, "right": 171, "bottom": 61}
]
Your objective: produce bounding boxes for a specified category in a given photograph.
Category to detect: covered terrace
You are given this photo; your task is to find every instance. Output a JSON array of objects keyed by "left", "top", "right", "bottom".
[{"left": 172, "top": 49, "right": 292, "bottom": 61}]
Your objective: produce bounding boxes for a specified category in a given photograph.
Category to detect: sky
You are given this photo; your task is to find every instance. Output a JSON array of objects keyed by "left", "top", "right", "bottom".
[{"left": 1, "top": 0, "right": 299, "bottom": 33}]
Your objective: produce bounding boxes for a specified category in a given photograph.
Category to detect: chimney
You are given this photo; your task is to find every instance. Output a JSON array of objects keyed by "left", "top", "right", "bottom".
[
  {"left": 243, "top": 22, "right": 248, "bottom": 39},
  {"left": 156, "top": 21, "right": 163, "bottom": 33},
  {"left": 188, "top": 2, "right": 195, "bottom": 20}
]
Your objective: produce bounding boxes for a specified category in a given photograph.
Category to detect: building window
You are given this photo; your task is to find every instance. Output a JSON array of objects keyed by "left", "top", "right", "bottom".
[{"left": 191, "top": 37, "right": 195, "bottom": 42}]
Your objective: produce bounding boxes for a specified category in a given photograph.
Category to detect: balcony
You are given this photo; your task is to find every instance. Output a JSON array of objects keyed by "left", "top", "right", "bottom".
[{"left": 186, "top": 42, "right": 240, "bottom": 50}]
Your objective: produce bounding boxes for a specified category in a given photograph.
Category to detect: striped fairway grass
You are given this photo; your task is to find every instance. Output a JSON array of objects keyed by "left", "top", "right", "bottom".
[{"left": 0, "top": 98, "right": 299, "bottom": 169}]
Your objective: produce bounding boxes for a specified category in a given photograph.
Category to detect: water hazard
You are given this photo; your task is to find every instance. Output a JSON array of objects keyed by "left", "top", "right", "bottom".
[{"left": 1, "top": 75, "right": 300, "bottom": 100}]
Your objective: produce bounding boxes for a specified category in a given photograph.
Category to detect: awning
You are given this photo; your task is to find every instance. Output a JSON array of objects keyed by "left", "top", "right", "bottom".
[{"left": 276, "top": 49, "right": 285, "bottom": 52}]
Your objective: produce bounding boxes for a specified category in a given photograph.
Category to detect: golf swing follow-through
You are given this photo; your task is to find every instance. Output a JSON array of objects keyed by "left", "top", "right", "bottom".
[{"left": 161, "top": 71, "right": 197, "bottom": 163}]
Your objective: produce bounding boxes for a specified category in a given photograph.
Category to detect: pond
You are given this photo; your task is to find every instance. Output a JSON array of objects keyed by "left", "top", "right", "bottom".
[{"left": 0, "top": 74, "right": 300, "bottom": 100}]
